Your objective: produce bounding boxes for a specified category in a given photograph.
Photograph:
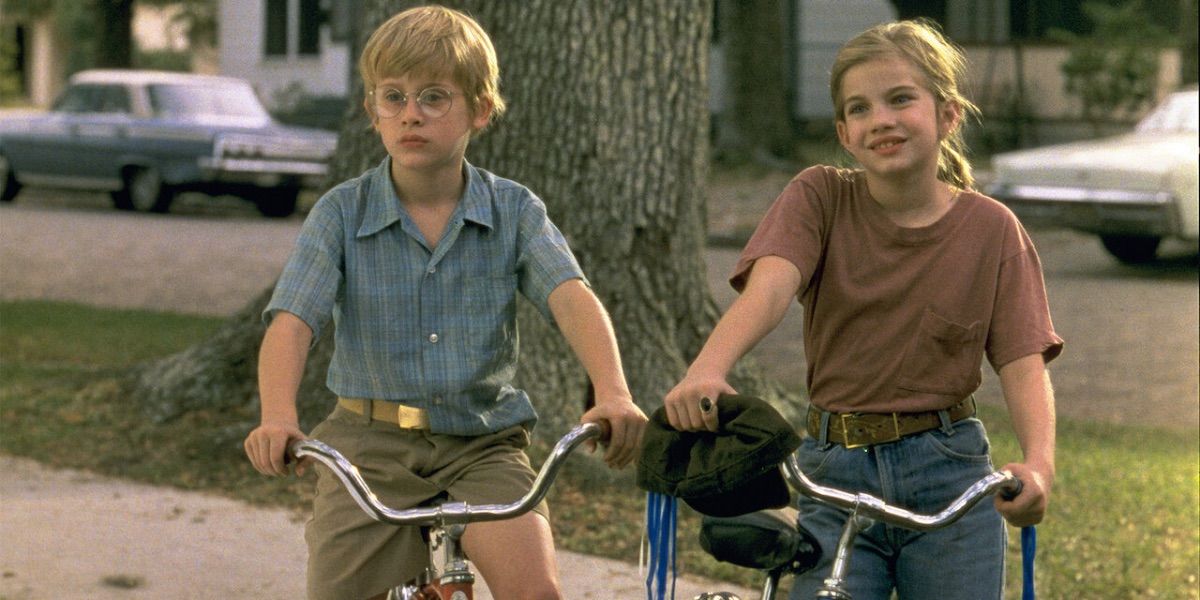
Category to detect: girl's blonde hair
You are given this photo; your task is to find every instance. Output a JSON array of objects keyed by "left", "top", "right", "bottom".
[
  {"left": 359, "top": 5, "right": 506, "bottom": 126},
  {"left": 830, "top": 19, "right": 979, "bottom": 189}
]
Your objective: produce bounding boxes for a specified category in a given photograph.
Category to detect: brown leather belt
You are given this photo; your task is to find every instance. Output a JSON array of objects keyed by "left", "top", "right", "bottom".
[
  {"left": 806, "top": 397, "right": 976, "bottom": 449},
  {"left": 338, "top": 397, "right": 430, "bottom": 429}
]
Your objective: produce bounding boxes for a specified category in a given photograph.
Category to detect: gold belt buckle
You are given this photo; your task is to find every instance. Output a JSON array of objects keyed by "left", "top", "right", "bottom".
[
  {"left": 840, "top": 412, "right": 902, "bottom": 449},
  {"left": 840, "top": 413, "right": 866, "bottom": 449},
  {"left": 395, "top": 404, "right": 429, "bottom": 429}
]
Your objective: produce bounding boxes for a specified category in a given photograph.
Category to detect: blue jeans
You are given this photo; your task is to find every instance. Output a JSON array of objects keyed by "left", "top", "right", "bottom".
[{"left": 788, "top": 418, "right": 1006, "bottom": 600}]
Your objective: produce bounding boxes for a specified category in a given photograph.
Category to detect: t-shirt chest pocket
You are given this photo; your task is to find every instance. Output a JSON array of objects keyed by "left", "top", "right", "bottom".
[{"left": 896, "top": 309, "right": 984, "bottom": 396}]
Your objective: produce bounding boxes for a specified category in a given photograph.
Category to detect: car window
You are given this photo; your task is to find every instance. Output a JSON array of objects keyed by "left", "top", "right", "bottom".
[
  {"left": 148, "top": 83, "right": 271, "bottom": 120},
  {"left": 53, "top": 85, "right": 99, "bottom": 113},
  {"left": 52, "top": 84, "right": 132, "bottom": 115},
  {"left": 97, "top": 85, "right": 133, "bottom": 114},
  {"left": 1135, "top": 91, "right": 1199, "bottom": 134}
]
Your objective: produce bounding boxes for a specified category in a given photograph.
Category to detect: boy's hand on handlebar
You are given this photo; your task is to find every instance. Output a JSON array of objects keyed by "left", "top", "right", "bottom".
[
  {"left": 994, "top": 461, "right": 1052, "bottom": 527},
  {"left": 581, "top": 393, "right": 647, "bottom": 470},
  {"left": 663, "top": 373, "right": 736, "bottom": 433},
  {"left": 244, "top": 420, "right": 310, "bottom": 477}
]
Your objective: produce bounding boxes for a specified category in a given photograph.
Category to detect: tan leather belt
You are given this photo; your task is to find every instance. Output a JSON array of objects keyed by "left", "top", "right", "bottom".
[
  {"left": 338, "top": 397, "right": 430, "bottom": 429},
  {"left": 807, "top": 397, "right": 976, "bottom": 449}
]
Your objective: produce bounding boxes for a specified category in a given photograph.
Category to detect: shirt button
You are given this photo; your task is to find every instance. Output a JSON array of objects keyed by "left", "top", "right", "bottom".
[
  {"left": 427, "top": 266, "right": 436, "bottom": 275},
  {"left": 428, "top": 333, "right": 439, "bottom": 343}
]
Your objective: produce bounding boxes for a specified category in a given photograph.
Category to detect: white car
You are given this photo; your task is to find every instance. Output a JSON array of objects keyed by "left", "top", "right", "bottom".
[{"left": 988, "top": 88, "right": 1198, "bottom": 264}]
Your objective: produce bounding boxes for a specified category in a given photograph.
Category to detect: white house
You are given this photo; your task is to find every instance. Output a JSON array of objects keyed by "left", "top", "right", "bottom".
[
  {"left": 218, "top": 0, "right": 351, "bottom": 109},
  {"left": 218, "top": 0, "right": 895, "bottom": 122},
  {"left": 214, "top": 0, "right": 1180, "bottom": 137}
]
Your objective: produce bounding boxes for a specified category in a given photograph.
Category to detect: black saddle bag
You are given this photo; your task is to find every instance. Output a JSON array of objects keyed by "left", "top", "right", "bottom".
[{"left": 698, "top": 507, "right": 821, "bottom": 574}]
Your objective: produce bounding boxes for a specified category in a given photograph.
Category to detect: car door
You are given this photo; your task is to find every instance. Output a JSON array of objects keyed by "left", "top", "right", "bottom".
[
  {"left": 5, "top": 83, "right": 131, "bottom": 191},
  {"left": 2, "top": 85, "right": 93, "bottom": 181},
  {"left": 61, "top": 84, "right": 135, "bottom": 188}
]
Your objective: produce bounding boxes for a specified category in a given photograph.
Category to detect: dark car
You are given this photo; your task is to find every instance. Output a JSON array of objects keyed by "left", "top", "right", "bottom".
[{"left": 0, "top": 70, "right": 338, "bottom": 217}]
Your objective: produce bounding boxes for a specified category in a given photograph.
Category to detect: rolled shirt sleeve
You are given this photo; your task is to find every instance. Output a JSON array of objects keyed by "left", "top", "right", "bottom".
[
  {"left": 264, "top": 196, "right": 345, "bottom": 343},
  {"left": 515, "top": 192, "right": 587, "bottom": 323}
]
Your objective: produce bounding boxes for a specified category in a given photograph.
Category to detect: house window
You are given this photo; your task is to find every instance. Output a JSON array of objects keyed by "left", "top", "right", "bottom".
[
  {"left": 298, "top": 0, "right": 322, "bottom": 55},
  {"left": 264, "top": 0, "right": 324, "bottom": 58},
  {"left": 264, "top": 0, "right": 288, "bottom": 56}
]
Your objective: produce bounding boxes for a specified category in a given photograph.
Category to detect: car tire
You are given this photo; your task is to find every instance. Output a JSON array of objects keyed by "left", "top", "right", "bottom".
[
  {"left": 0, "top": 154, "right": 20, "bottom": 203},
  {"left": 1100, "top": 234, "right": 1161, "bottom": 265},
  {"left": 255, "top": 188, "right": 299, "bottom": 218},
  {"left": 114, "top": 167, "right": 174, "bottom": 213}
]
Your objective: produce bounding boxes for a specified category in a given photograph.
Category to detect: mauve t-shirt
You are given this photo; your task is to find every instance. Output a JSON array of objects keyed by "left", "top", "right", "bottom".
[{"left": 731, "top": 166, "right": 1063, "bottom": 414}]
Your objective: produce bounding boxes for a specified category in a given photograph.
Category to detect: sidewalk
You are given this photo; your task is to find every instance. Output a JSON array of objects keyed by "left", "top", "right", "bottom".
[{"left": 0, "top": 455, "right": 754, "bottom": 599}]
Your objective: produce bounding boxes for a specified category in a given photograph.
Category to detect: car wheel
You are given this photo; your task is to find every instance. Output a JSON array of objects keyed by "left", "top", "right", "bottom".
[
  {"left": 1100, "top": 234, "right": 1161, "bottom": 264},
  {"left": 116, "top": 167, "right": 174, "bottom": 213},
  {"left": 0, "top": 154, "right": 20, "bottom": 203},
  {"left": 255, "top": 188, "right": 299, "bottom": 218}
]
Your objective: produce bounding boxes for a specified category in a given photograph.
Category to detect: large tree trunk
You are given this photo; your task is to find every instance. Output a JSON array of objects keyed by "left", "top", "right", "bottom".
[
  {"left": 131, "top": 0, "right": 798, "bottom": 441},
  {"left": 1183, "top": 0, "right": 1198, "bottom": 85},
  {"left": 92, "top": 0, "right": 134, "bottom": 69},
  {"left": 713, "top": 0, "right": 795, "bottom": 165}
]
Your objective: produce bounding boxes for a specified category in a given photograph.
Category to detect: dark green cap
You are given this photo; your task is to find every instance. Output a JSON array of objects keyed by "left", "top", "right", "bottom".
[{"left": 637, "top": 395, "right": 802, "bottom": 517}]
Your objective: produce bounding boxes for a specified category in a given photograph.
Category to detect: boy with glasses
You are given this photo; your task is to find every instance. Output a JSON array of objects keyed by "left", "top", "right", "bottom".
[{"left": 243, "top": 6, "right": 647, "bottom": 599}]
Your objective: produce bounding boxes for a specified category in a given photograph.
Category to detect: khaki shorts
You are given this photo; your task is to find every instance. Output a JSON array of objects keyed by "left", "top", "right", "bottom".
[{"left": 304, "top": 405, "right": 547, "bottom": 600}]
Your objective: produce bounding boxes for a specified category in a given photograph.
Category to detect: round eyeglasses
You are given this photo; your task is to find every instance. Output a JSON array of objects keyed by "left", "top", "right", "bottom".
[{"left": 369, "top": 86, "right": 456, "bottom": 119}]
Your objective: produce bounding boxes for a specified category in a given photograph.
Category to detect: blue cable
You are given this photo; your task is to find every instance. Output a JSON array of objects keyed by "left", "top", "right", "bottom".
[
  {"left": 1021, "top": 526, "right": 1037, "bottom": 600},
  {"left": 645, "top": 492, "right": 678, "bottom": 600}
]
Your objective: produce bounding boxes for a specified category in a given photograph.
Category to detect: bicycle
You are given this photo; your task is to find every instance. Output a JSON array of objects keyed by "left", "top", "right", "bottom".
[
  {"left": 696, "top": 453, "right": 1023, "bottom": 600},
  {"left": 289, "top": 421, "right": 604, "bottom": 600}
]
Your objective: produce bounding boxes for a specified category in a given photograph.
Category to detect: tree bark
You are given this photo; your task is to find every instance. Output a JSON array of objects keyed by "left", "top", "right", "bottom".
[
  {"left": 130, "top": 0, "right": 797, "bottom": 441},
  {"left": 1182, "top": 0, "right": 1199, "bottom": 85},
  {"left": 92, "top": 0, "right": 134, "bottom": 69}
]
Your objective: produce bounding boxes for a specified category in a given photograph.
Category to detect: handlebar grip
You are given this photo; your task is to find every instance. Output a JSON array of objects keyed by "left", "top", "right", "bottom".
[
  {"left": 594, "top": 419, "right": 612, "bottom": 443},
  {"left": 999, "top": 476, "right": 1024, "bottom": 501},
  {"left": 581, "top": 382, "right": 614, "bottom": 443}
]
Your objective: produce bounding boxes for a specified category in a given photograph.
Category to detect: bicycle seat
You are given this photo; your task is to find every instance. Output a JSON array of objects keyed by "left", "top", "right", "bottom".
[{"left": 698, "top": 507, "right": 820, "bottom": 575}]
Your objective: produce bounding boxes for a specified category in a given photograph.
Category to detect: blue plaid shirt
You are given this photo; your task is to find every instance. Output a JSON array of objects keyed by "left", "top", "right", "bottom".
[{"left": 265, "top": 158, "right": 586, "bottom": 435}]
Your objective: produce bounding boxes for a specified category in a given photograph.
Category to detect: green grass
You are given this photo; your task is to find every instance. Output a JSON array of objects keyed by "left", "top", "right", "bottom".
[
  {"left": 2, "top": 300, "right": 224, "bottom": 367},
  {"left": 1, "top": 300, "right": 1197, "bottom": 599},
  {"left": 986, "top": 407, "right": 1199, "bottom": 599}
]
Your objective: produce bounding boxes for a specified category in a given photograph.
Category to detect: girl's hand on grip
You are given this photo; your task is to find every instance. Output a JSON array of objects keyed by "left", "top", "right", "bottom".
[
  {"left": 663, "top": 374, "right": 736, "bottom": 433},
  {"left": 994, "top": 461, "right": 1052, "bottom": 527}
]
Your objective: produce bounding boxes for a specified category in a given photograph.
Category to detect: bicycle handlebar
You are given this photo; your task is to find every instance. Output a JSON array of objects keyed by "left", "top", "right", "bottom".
[
  {"left": 289, "top": 422, "right": 604, "bottom": 527},
  {"left": 781, "top": 454, "right": 1023, "bottom": 531}
]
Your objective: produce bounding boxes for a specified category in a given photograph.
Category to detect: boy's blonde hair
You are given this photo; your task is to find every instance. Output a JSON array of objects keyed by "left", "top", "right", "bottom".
[
  {"left": 359, "top": 5, "right": 506, "bottom": 125},
  {"left": 830, "top": 19, "right": 980, "bottom": 189}
]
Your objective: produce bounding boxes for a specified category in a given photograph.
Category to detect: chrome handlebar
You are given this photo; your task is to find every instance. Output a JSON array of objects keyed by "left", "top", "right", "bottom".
[
  {"left": 289, "top": 422, "right": 604, "bottom": 527},
  {"left": 781, "top": 454, "right": 1023, "bottom": 531}
]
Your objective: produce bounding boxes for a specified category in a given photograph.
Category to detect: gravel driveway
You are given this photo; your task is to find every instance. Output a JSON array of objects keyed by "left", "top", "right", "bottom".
[{"left": 0, "top": 193, "right": 298, "bottom": 316}]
